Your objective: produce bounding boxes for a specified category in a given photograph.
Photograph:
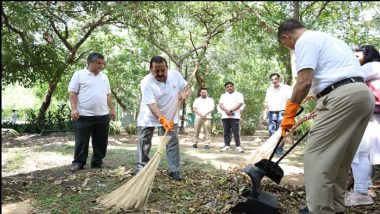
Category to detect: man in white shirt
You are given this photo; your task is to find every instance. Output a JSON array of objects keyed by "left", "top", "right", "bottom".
[
  {"left": 68, "top": 52, "right": 116, "bottom": 172},
  {"left": 277, "top": 19, "right": 374, "bottom": 214},
  {"left": 192, "top": 87, "right": 215, "bottom": 149},
  {"left": 218, "top": 82, "right": 245, "bottom": 153},
  {"left": 135, "top": 56, "right": 191, "bottom": 181},
  {"left": 263, "top": 73, "right": 292, "bottom": 154},
  {"left": 11, "top": 109, "right": 17, "bottom": 125}
]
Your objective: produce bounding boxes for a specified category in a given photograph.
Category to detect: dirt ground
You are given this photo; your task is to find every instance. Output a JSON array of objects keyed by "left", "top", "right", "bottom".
[{"left": 2, "top": 128, "right": 379, "bottom": 213}]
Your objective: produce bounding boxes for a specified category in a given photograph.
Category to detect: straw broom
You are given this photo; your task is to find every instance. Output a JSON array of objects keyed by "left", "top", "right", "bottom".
[
  {"left": 96, "top": 119, "right": 175, "bottom": 212},
  {"left": 244, "top": 110, "right": 317, "bottom": 166},
  {"left": 97, "top": 64, "right": 199, "bottom": 212}
]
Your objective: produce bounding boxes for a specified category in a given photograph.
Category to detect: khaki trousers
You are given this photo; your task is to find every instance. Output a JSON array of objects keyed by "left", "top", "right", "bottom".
[
  {"left": 193, "top": 118, "right": 212, "bottom": 145},
  {"left": 304, "top": 83, "right": 374, "bottom": 214}
]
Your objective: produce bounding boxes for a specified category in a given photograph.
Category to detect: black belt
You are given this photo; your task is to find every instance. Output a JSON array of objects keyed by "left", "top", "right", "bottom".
[{"left": 316, "top": 77, "right": 364, "bottom": 99}]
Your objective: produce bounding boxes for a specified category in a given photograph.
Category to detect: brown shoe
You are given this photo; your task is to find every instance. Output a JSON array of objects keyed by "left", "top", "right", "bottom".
[{"left": 70, "top": 164, "right": 84, "bottom": 172}]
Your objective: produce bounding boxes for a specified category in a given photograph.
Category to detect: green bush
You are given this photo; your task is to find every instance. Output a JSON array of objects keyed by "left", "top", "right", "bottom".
[
  {"left": 123, "top": 124, "right": 137, "bottom": 135},
  {"left": 241, "top": 122, "right": 256, "bottom": 135},
  {"left": 1, "top": 103, "right": 73, "bottom": 133},
  {"left": 109, "top": 121, "right": 123, "bottom": 135}
]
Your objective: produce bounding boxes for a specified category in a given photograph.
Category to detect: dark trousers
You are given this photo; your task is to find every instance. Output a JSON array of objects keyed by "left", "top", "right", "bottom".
[
  {"left": 72, "top": 115, "right": 110, "bottom": 167},
  {"left": 222, "top": 118, "right": 241, "bottom": 147},
  {"left": 136, "top": 125, "right": 180, "bottom": 172}
]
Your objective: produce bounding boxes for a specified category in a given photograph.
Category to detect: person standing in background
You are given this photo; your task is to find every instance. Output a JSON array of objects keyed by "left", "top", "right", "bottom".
[
  {"left": 263, "top": 72, "right": 292, "bottom": 155},
  {"left": 68, "top": 52, "right": 116, "bottom": 172},
  {"left": 218, "top": 81, "right": 245, "bottom": 153},
  {"left": 192, "top": 87, "right": 215, "bottom": 149}
]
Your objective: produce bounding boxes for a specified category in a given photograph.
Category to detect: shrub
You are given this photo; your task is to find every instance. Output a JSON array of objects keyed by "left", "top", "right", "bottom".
[
  {"left": 109, "top": 121, "right": 123, "bottom": 135},
  {"left": 123, "top": 124, "right": 137, "bottom": 135},
  {"left": 1, "top": 103, "right": 73, "bottom": 134}
]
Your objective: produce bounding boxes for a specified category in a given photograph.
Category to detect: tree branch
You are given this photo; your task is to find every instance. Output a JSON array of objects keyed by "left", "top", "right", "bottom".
[
  {"left": 72, "top": 51, "right": 91, "bottom": 64},
  {"left": 300, "top": 1, "right": 319, "bottom": 19},
  {"left": 50, "top": 20, "right": 73, "bottom": 50},
  {"left": 243, "top": 4, "right": 276, "bottom": 34},
  {"left": 1, "top": 7, "right": 27, "bottom": 44},
  {"left": 315, "top": 1, "right": 330, "bottom": 20},
  {"left": 111, "top": 89, "right": 127, "bottom": 111}
]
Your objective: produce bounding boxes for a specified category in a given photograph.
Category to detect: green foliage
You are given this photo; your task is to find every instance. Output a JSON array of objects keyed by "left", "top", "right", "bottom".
[
  {"left": 2, "top": 1, "right": 380, "bottom": 128},
  {"left": 2, "top": 103, "right": 72, "bottom": 133},
  {"left": 296, "top": 119, "right": 313, "bottom": 136},
  {"left": 124, "top": 124, "right": 137, "bottom": 135},
  {"left": 241, "top": 121, "right": 256, "bottom": 135},
  {"left": 109, "top": 121, "right": 123, "bottom": 135}
]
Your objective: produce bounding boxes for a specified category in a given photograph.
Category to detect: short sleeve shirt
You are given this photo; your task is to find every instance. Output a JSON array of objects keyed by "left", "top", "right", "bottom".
[
  {"left": 295, "top": 30, "right": 363, "bottom": 95},
  {"left": 137, "top": 70, "right": 187, "bottom": 126},
  {"left": 68, "top": 68, "right": 111, "bottom": 116},
  {"left": 192, "top": 97, "right": 215, "bottom": 119},
  {"left": 264, "top": 83, "right": 292, "bottom": 111},
  {"left": 219, "top": 91, "right": 244, "bottom": 119}
]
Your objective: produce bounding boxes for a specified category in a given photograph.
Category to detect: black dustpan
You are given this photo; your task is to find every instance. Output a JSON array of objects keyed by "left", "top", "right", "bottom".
[
  {"left": 232, "top": 131, "right": 309, "bottom": 214},
  {"left": 250, "top": 130, "right": 309, "bottom": 185}
]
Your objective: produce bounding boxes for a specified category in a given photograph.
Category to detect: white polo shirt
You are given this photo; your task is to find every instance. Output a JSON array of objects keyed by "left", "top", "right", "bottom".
[
  {"left": 264, "top": 83, "right": 292, "bottom": 111},
  {"left": 68, "top": 68, "right": 111, "bottom": 116},
  {"left": 218, "top": 91, "right": 244, "bottom": 119},
  {"left": 192, "top": 96, "right": 215, "bottom": 119},
  {"left": 295, "top": 30, "right": 363, "bottom": 95},
  {"left": 137, "top": 69, "right": 187, "bottom": 126}
]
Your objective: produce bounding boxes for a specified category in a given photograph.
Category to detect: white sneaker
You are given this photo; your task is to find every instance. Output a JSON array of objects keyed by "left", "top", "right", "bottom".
[
  {"left": 236, "top": 146, "right": 244, "bottom": 153},
  {"left": 345, "top": 191, "right": 374, "bottom": 206},
  {"left": 220, "top": 146, "right": 231, "bottom": 152}
]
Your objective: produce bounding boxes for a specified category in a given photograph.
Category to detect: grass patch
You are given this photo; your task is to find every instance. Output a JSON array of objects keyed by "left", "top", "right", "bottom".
[
  {"left": 3, "top": 151, "right": 25, "bottom": 171},
  {"left": 33, "top": 144, "right": 74, "bottom": 155}
]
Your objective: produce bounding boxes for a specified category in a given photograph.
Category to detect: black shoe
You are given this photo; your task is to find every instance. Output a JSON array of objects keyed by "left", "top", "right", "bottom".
[
  {"left": 193, "top": 144, "right": 197, "bottom": 148},
  {"left": 169, "top": 171, "right": 183, "bottom": 181},
  {"left": 91, "top": 162, "right": 110, "bottom": 169},
  {"left": 299, "top": 207, "right": 309, "bottom": 214},
  {"left": 70, "top": 163, "right": 84, "bottom": 172},
  {"left": 205, "top": 145, "right": 209, "bottom": 149}
]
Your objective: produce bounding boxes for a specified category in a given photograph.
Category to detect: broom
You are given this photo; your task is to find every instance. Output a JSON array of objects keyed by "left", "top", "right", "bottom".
[
  {"left": 97, "top": 64, "right": 199, "bottom": 212},
  {"left": 245, "top": 110, "right": 317, "bottom": 166}
]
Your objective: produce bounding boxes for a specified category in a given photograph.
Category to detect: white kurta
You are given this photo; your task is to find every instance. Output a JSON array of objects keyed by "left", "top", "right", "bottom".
[{"left": 352, "top": 62, "right": 380, "bottom": 165}]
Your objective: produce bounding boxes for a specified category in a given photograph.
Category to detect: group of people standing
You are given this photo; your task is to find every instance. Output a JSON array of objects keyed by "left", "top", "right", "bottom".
[{"left": 66, "top": 18, "right": 379, "bottom": 214}]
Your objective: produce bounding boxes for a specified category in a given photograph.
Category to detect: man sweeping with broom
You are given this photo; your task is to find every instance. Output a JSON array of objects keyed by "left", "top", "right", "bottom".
[{"left": 133, "top": 55, "right": 192, "bottom": 181}]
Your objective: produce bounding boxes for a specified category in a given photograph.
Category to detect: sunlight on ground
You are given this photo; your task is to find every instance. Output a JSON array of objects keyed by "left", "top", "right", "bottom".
[
  {"left": 2, "top": 129, "right": 305, "bottom": 179},
  {"left": 2, "top": 151, "right": 72, "bottom": 177},
  {"left": 2, "top": 199, "right": 35, "bottom": 214}
]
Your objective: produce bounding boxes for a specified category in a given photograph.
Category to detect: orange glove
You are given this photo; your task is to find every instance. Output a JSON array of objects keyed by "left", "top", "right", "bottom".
[
  {"left": 281, "top": 100, "right": 300, "bottom": 137},
  {"left": 159, "top": 116, "right": 175, "bottom": 132}
]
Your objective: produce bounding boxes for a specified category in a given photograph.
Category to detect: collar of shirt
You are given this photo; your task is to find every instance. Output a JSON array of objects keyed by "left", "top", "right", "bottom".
[{"left": 85, "top": 67, "right": 102, "bottom": 76}]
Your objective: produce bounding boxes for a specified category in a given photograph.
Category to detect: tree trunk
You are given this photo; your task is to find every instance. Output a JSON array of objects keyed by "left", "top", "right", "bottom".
[
  {"left": 37, "top": 81, "right": 58, "bottom": 122},
  {"left": 111, "top": 89, "right": 127, "bottom": 111},
  {"left": 293, "top": 1, "right": 300, "bottom": 20}
]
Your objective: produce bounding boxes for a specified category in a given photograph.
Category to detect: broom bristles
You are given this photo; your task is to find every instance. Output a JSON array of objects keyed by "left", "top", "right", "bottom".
[
  {"left": 243, "top": 111, "right": 316, "bottom": 167},
  {"left": 244, "top": 128, "right": 282, "bottom": 166},
  {"left": 97, "top": 136, "right": 170, "bottom": 212}
]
